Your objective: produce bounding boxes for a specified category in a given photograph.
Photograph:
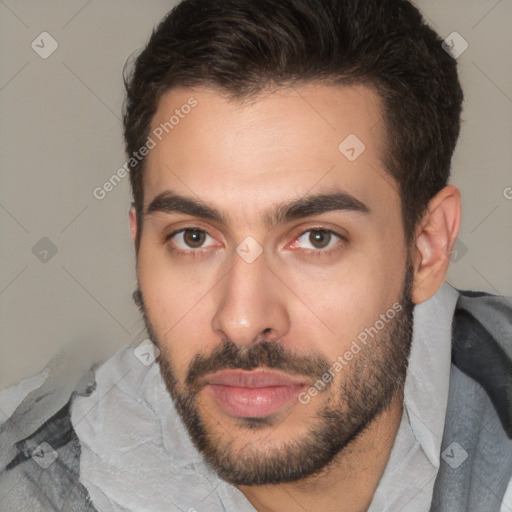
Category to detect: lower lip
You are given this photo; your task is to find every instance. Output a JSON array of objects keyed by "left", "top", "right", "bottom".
[{"left": 205, "top": 384, "right": 306, "bottom": 418}]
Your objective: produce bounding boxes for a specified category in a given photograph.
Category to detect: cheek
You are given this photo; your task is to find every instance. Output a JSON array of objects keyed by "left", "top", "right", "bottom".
[
  {"left": 138, "top": 239, "right": 209, "bottom": 322},
  {"left": 137, "top": 245, "right": 220, "bottom": 379},
  {"left": 281, "top": 244, "right": 406, "bottom": 358}
]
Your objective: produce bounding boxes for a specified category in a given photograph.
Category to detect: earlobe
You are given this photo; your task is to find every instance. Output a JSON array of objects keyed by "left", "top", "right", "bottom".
[
  {"left": 412, "top": 185, "right": 462, "bottom": 304},
  {"left": 129, "top": 206, "right": 138, "bottom": 243}
]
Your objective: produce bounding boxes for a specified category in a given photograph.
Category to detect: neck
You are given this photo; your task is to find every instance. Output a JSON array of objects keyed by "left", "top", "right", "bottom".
[{"left": 237, "top": 384, "right": 405, "bottom": 512}]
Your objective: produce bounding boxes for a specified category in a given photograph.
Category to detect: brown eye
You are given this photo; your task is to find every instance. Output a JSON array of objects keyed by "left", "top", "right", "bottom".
[
  {"left": 309, "top": 230, "right": 332, "bottom": 249},
  {"left": 182, "top": 229, "right": 207, "bottom": 248},
  {"left": 165, "top": 227, "right": 218, "bottom": 259},
  {"left": 291, "top": 228, "right": 343, "bottom": 254}
]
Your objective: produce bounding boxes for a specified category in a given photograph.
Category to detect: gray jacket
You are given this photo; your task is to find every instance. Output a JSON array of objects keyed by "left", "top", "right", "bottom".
[{"left": 1, "top": 289, "right": 511, "bottom": 512}]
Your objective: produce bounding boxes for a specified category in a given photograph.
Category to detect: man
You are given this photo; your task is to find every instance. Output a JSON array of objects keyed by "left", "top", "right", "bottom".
[{"left": 1, "top": 0, "right": 511, "bottom": 510}]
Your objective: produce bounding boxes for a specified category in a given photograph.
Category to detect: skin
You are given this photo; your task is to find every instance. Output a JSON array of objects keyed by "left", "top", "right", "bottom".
[{"left": 129, "top": 83, "right": 461, "bottom": 511}]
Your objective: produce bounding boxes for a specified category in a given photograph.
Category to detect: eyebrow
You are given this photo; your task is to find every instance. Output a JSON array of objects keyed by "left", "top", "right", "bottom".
[{"left": 145, "top": 189, "right": 370, "bottom": 228}]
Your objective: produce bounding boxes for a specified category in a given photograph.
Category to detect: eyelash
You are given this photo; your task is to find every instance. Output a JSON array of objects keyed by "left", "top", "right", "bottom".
[{"left": 164, "top": 227, "right": 346, "bottom": 260}]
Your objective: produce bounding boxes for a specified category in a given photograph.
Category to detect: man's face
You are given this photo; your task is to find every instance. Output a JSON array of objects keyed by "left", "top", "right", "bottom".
[{"left": 133, "top": 83, "right": 415, "bottom": 485}]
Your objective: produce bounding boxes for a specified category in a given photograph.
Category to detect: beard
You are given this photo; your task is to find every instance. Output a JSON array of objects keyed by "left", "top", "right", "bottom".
[{"left": 133, "top": 261, "right": 415, "bottom": 486}]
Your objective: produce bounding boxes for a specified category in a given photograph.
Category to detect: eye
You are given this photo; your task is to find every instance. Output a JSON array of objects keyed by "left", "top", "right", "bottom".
[
  {"left": 167, "top": 228, "right": 215, "bottom": 250},
  {"left": 290, "top": 229, "right": 344, "bottom": 253}
]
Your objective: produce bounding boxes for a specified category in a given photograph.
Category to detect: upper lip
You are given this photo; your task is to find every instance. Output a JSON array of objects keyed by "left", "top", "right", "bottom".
[{"left": 203, "top": 369, "right": 309, "bottom": 388}]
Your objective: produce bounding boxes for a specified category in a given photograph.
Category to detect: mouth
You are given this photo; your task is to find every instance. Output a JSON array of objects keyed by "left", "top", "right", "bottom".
[{"left": 202, "top": 369, "right": 310, "bottom": 418}]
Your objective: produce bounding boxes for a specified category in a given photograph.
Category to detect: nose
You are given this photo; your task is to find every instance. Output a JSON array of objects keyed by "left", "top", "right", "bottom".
[{"left": 211, "top": 249, "right": 290, "bottom": 346}]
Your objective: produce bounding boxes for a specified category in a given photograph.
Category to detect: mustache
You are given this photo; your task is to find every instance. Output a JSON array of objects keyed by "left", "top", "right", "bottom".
[{"left": 184, "top": 338, "right": 332, "bottom": 395}]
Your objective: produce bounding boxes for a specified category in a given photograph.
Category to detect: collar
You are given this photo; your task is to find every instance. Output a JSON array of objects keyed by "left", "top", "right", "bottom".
[{"left": 402, "top": 282, "right": 459, "bottom": 467}]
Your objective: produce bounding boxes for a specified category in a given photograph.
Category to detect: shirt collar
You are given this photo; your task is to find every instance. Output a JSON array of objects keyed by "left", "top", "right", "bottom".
[{"left": 402, "top": 281, "right": 460, "bottom": 467}]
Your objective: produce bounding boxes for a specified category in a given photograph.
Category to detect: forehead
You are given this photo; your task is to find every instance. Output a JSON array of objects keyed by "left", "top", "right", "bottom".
[{"left": 143, "top": 83, "right": 397, "bottom": 228}]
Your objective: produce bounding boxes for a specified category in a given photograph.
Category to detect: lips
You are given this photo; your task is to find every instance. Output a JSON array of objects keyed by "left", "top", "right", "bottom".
[
  {"left": 202, "top": 369, "right": 310, "bottom": 418},
  {"left": 204, "top": 369, "right": 309, "bottom": 388}
]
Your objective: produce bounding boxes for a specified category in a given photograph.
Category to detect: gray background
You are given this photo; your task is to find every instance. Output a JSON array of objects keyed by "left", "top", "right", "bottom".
[{"left": 1, "top": 0, "right": 511, "bottom": 391}]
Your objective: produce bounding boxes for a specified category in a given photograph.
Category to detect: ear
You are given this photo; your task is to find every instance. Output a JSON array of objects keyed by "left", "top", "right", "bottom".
[
  {"left": 129, "top": 206, "right": 138, "bottom": 243},
  {"left": 411, "top": 185, "right": 462, "bottom": 304}
]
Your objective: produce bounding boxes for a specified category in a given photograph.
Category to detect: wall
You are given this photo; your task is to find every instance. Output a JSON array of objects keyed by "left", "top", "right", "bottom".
[{"left": 1, "top": 0, "right": 511, "bottom": 390}]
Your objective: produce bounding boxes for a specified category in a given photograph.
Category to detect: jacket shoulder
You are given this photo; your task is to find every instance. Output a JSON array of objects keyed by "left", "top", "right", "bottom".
[
  {"left": 0, "top": 398, "right": 99, "bottom": 512},
  {"left": 451, "top": 289, "right": 512, "bottom": 437},
  {"left": 431, "top": 289, "right": 512, "bottom": 511}
]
